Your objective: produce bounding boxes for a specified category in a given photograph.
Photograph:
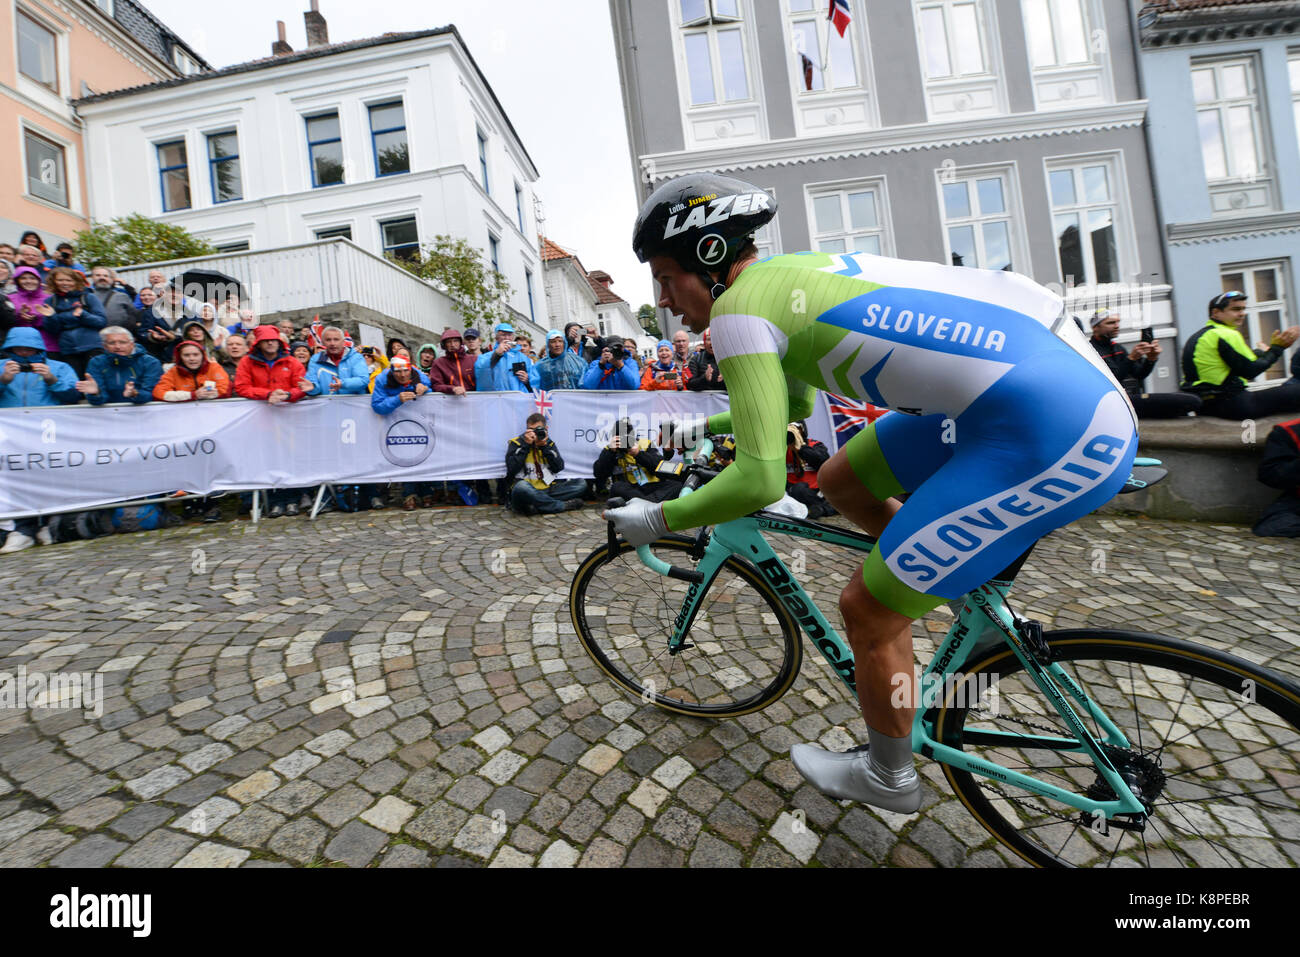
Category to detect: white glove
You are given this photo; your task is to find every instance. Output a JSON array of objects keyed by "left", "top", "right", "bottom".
[
  {"left": 604, "top": 498, "right": 668, "bottom": 548},
  {"left": 660, "top": 414, "right": 709, "bottom": 450}
]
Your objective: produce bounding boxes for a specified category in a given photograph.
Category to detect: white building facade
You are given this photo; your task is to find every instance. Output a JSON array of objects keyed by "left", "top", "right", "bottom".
[
  {"left": 74, "top": 26, "right": 545, "bottom": 338},
  {"left": 540, "top": 238, "right": 642, "bottom": 344}
]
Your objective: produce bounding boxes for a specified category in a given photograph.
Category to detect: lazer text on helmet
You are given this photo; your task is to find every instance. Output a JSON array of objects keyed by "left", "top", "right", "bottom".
[{"left": 662, "top": 193, "right": 772, "bottom": 240}]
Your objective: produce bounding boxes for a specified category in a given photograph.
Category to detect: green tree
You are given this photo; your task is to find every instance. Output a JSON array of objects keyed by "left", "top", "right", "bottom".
[
  {"left": 74, "top": 214, "right": 216, "bottom": 268},
  {"left": 637, "top": 303, "right": 661, "bottom": 338},
  {"left": 401, "top": 234, "right": 514, "bottom": 329}
]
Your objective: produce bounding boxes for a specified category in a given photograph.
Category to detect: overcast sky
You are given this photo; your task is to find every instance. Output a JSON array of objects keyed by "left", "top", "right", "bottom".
[{"left": 144, "top": 0, "right": 657, "bottom": 309}]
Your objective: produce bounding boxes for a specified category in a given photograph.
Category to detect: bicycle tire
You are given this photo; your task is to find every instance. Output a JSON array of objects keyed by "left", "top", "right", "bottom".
[
  {"left": 569, "top": 534, "right": 802, "bottom": 717},
  {"left": 934, "top": 629, "right": 1300, "bottom": 868}
]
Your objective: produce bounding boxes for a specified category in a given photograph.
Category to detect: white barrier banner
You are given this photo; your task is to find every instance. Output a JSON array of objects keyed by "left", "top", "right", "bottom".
[{"left": 0, "top": 390, "right": 838, "bottom": 518}]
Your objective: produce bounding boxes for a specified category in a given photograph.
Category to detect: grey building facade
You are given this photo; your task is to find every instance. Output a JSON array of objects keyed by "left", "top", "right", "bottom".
[{"left": 612, "top": 0, "right": 1178, "bottom": 388}]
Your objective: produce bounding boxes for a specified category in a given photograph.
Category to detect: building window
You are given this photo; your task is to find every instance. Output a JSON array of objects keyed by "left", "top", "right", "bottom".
[
  {"left": 17, "top": 11, "right": 58, "bottom": 92},
  {"left": 173, "top": 49, "right": 202, "bottom": 76},
  {"left": 1192, "top": 57, "right": 1264, "bottom": 182},
  {"left": 1288, "top": 52, "right": 1300, "bottom": 158},
  {"left": 477, "top": 130, "right": 490, "bottom": 193},
  {"left": 810, "top": 184, "right": 889, "bottom": 257},
  {"left": 1220, "top": 263, "right": 1293, "bottom": 382},
  {"left": 207, "top": 131, "right": 242, "bottom": 204},
  {"left": 213, "top": 241, "right": 250, "bottom": 253},
  {"left": 306, "top": 113, "right": 344, "bottom": 188},
  {"left": 1022, "top": 0, "right": 1093, "bottom": 70},
  {"left": 1048, "top": 159, "right": 1124, "bottom": 286},
  {"left": 90, "top": 0, "right": 115, "bottom": 14},
  {"left": 157, "top": 140, "right": 191, "bottom": 212},
  {"left": 381, "top": 217, "right": 419, "bottom": 262},
  {"left": 787, "top": 0, "right": 858, "bottom": 93},
  {"left": 939, "top": 170, "right": 1018, "bottom": 271},
  {"left": 489, "top": 234, "right": 501, "bottom": 273},
  {"left": 315, "top": 225, "right": 353, "bottom": 241},
  {"left": 680, "top": 0, "right": 750, "bottom": 106},
  {"left": 917, "top": 1, "right": 989, "bottom": 80},
  {"left": 369, "top": 101, "right": 409, "bottom": 177},
  {"left": 24, "top": 130, "right": 68, "bottom": 207},
  {"left": 515, "top": 183, "right": 526, "bottom": 233},
  {"left": 525, "top": 267, "right": 536, "bottom": 322}
]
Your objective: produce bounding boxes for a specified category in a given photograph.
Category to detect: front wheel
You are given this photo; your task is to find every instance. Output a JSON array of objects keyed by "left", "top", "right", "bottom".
[
  {"left": 569, "top": 534, "right": 802, "bottom": 717},
  {"left": 934, "top": 630, "right": 1300, "bottom": 867}
]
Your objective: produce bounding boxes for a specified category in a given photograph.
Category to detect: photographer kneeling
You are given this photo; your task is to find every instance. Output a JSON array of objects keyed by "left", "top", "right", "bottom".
[
  {"left": 594, "top": 418, "right": 684, "bottom": 503},
  {"left": 505, "top": 414, "right": 586, "bottom": 515}
]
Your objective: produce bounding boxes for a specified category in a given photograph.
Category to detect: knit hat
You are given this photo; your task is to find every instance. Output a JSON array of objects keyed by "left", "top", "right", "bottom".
[
  {"left": 390, "top": 355, "right": 411, "bottom": 370},
  {"left": 657, "top": 339, "right": 672, "bottom": 350}
]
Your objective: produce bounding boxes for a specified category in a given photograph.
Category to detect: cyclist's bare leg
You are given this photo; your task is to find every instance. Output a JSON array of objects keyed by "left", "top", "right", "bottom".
[
  {"left": 841, "top": 574, "right": 914, "bottom": 737},
  {"left": 818, "top": 446, "right": 901, "bottom": 537}
]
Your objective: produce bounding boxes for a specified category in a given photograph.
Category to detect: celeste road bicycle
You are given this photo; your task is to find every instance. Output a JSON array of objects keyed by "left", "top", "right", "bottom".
[{"left": 569, "top": 451, "right": 1300, "bottom": 867}]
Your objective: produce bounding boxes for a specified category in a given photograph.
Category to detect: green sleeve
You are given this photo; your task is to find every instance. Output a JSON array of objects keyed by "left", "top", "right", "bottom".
[
  {"left": 705, "top": 375, "right": 815, "bottom": 443},
  {"left": 663, "top": 350, "right": 792, "bottom": 531}
]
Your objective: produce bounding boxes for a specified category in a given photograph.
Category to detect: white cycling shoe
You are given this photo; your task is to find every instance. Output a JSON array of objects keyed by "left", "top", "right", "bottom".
[{"left": 790, "top": 743, "right": 922, "bottom": 813}]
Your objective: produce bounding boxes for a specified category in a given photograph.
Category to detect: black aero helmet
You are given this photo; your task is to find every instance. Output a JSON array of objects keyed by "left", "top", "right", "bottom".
[{"left": 633, "top": 173, "right": 776, "bottom": 294}]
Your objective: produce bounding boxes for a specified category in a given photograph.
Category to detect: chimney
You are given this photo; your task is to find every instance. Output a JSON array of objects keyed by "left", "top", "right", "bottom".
[
  {"left": 272, "top": 21, "right": 293, "bottom": 56},
  {"left": 305, "top": 1, "right": 329, "bottom": 48},
  {"left": 589, "top": 270, "right": 614, "bottom": 289}
]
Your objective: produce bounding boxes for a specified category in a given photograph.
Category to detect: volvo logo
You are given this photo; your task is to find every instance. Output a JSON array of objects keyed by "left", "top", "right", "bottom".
[{"left": 380, "top": 418, "right": 433, "bottom": 467}]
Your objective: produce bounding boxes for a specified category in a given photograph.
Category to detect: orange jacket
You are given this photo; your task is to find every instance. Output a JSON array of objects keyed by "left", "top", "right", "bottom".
[
  {"left": 234, "top": 350, "right": 310, "bottom": 401},
  {"left": 640, "top": 360, "right": 689, "bottom": 391},
  {"left": 153, "top": 358, "right": 232, "bottom": 401}
]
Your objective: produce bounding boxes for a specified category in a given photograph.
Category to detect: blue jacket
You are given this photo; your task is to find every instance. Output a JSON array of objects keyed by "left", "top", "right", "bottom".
[
  {"left": 474, "top": 346, "right": 535, "bottom": 393},
  {"left": 535, "top": 349, "right": 588, "bottom": 391},
  {"left": 371, "top": 369, "right": 432, "bottom": 415},
  {"left": 581, "top": 357, "right": 640, "bottom": 390},
  {"left": 306, "top": 347, "right": 370, "bottom": 396},
  {"left": 44, "top": 289, "right": 107, "bottom": 355},
  {"left": 85, "top": 345, "right": 162, "bottom": 405},
  {"left": 0, "top": 327, "right": 80, "bottom": 408}
]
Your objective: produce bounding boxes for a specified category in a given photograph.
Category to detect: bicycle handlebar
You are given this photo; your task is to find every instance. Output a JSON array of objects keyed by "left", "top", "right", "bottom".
[{"left": 605, "top": 438, "right": 714, "bottom": 584}]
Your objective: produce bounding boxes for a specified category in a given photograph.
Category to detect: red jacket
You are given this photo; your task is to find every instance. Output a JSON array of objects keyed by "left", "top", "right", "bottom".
[
  {"left": 234, "top": 350, "right": 310, "bottom": 402},
  {"left": 429, "top": 351, "right": 477, "bottom": 394}
]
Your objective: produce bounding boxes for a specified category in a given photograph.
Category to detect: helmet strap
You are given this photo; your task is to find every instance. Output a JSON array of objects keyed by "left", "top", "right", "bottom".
[{"left": 709, "top": 280, "right": 727, "bottom": 300}]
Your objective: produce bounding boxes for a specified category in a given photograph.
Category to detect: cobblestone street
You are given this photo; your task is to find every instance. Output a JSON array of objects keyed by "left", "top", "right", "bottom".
[{"left": 1, "top": 506, "right": 1297, "bottom": 868}]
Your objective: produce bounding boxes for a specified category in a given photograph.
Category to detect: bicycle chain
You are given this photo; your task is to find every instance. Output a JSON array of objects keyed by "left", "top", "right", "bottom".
[{"left": 959, "top": 706, "right": 1106, "bottom": 827}]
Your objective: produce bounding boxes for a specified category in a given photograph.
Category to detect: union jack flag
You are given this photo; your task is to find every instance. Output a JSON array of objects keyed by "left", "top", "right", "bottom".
[
  {"left": 307, "top": 316, "right": 354, "bottom": 351},
  {"left": 826, "top": 392, "right": 887, "bottom": 447},
  {"left": 828, "top": 0, "right": 851, "bottom": 38},
  {"left": 534, "top": 390, "right": 554, "bottom": 419}
]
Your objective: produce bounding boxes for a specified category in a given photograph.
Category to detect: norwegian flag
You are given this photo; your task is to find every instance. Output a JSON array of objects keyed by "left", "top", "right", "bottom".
[
  {"left": 534, "top": 390, "right": 554, "bottom": 419},
  {"left": 826, "top": 392, "right": 888, "bottom": 447},
  {"left": 828, "top": 0, "right": 851, "bottom": 37},
  {"left": 307, "top": 316, "right": 354, "bottom": 351}
]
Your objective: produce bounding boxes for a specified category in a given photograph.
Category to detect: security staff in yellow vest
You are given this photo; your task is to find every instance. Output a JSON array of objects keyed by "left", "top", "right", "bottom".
[
  {"left": 1180, "top": 291, "right": 1300, "bottom": 419},
  {"left": 593, "top": 418, "right": 685, "bottom": 503}
]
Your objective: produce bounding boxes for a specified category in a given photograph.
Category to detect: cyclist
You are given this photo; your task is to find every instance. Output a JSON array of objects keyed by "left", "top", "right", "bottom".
[{"left": 605, "top": 173, "right": 1138, "bottom": 813}]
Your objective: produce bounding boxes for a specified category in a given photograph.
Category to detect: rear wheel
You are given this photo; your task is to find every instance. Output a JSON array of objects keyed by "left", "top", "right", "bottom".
[
  {"left": 935, "top": 630, "right": 1300, "bottom": 867},
  {"left": 569, "top": 534, "right": 802, "bottom": 717}
]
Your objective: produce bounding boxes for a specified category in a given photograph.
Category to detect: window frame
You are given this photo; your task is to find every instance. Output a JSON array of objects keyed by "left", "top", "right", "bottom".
[
  {"left": 157, "top": 139, "right": 192, "bottom": 213},
  {"left": 305, "top": 111, "right": 345, "bottom": 189},
  {"left": 16, "top": 8, "right": 59, "bottom": 93},
  {"left": 488, "top": 233, "right": 501, "bottom": 274},
  {"left": 785, "top": 0, "right": 861, "bottom": 97},
  {"left": 380, "top": 216, "right": 420, "bottom": 263},
  {"left": 1290, "top": 51, "right": 1300, "bottom": 158},
  {"left": 935, "top": 165, "right": 1026, "bottom": 273},
  {"left": 1022, "top": 0, "right": 1096, "bottom": 72},
  {"left": 1191, "top": 55, "right": 1268, "bottom": 185},
  {"left": 677, "top": 0, "right": 754, "bottom": 108},
  {"left": 477, "top": 129, "right": 490, "bottom": 194},
  {"left": 23, "top": 128, "right": 69, "bottom": 208},
  {"left": 315, "top": 225, "right": 354, "bottom": 241},
  {"left": 368, "top": 100, "right": 410, "bottom": 178},
  {"left": 206, "top": 130, "right": 243, "bottom": 205},
  {"left": 515, "top": 183, "right": 527, "bottom": 234},
  {"left": 1218, "top": 261, "right": 1294, "bottom": 385},
  {"left": 1043, "top": 152, "right": 1134, "bottom": 290},
  {"left": 916, "top": 0, "right": 994, "bottom": 82},
  {"left": 525, "top": 266, "right": 536, "bottom": 323},
  {"left": 805, "top": 179, "right": 894, "bottom": 259}
]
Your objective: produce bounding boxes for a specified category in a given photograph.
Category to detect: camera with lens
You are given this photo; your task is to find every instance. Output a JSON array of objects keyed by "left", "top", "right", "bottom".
[
  {"left": 16, "top": 362, "right": 34, "bottom": 373},
  {"left": 532, "top": 426, "right": 548, "bottom": 443},
  {"left": 605, "top": 340, "right": 626, "bottom": 363}
]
